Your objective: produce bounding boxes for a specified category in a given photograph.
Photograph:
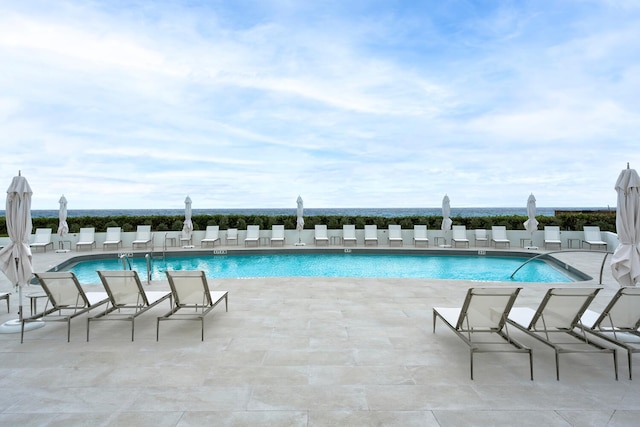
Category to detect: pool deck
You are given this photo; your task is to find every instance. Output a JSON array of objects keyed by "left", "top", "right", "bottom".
[{"left": 0, "top": 244, "right": 638, "bottom": 426}]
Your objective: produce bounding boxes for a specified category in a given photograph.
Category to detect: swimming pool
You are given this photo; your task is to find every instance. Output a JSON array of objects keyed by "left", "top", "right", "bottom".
[{"left": 64, "top": 251, "right": 579, "bottom": 284}]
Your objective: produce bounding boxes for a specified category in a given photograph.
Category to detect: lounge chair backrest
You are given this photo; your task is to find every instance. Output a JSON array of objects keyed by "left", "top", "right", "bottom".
[
  {"left": 452, "top": 225, "right": 467, "bottom": 239},
  {"left": 272, "top": 225, "right": 284, "bottom": 238},
  {"left": 315, "top": 224, "right": 328, "bottom": 238},
  {"left": 136, "top": 225, "right": 152, "bottom": 240},
  {"left": 166, "top": 270, "right": 212, "bottom": 307},
  {"left": 227, "top": 228, "right": 238, "bottom": 238},
  {"left": 583, "top": 226, "right": 602, "bottom": 241},
  {"left": 414, "top": 225, "right": 427, "bottom": 238},
  {"left": 457, "top": 287, "right": 521, "bottom": 331},
  {"left": 204, "top": 225, "right": 219, "bottom": 239},
  {"left": 528, "top": 288, "right": 601, "bottom": 330},
  {"left": 35, "top": 272, "right": 89, "bottom": 308},
  {"left": 105, "top": 227, "right": 121, "bottom": 241},
  {"left": 34, "top": 228, "right": 52, "bottom": 243},
  {"left": 492, "top": 226, "right": 507, "bottom": 239},
  {"left": 389, "top": 224, "right": 401, "bottom": 237},
  {"left": 594, "top": 287, "right": 640, "bottom": 330},
  {"left": 365, "top": 225, "right": 377, "bottom": 238},
  {"left": 78, "top": 227, "right": 95, "bottom": 242},
  {"left": 246, "top": 225, "right": 259, "bottom": 238},
  {"left": 544, "top": 226, "right": 560, "bottom": 240},
  {"left": 97, "top": 270, "right": 148, "bottom": 307},
  {"left": 343, "top": 224, "right": 355, "bottom": 238},
  {"left": 475, "top": 229, "right": 487, "bottom": 239}
]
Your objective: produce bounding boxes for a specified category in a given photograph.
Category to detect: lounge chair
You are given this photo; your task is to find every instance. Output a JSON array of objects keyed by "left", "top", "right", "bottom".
[
  {"left": 201, "top": 225, "right": 221, "bottom": 247},
  {"left": 270, "top": 225, "right": 285, "bottom": 246},
  {"left": 388, "top": 224, "right": 403, "bottom": 247},
  {"left": 24, "top": 272, "right": 109, "bottom": 343},
  {"left": 244, "top": 225, "right": 260, "bottom": 247},
  {"left": 314, "top": 224, "right": 329, "bottom": 246},
  {"left": 507, "top": 287, "right": 618, "bottom": 380},
  {"left": 132, "top": 225, "right": 153, "bottom": 249},
  {"left": 0, "top": 292, "right": 9, "bottom": 313},
  {"left": 226, "top": 228, "right": 238, "bottom": 245},
  {"left": 413, "top": 225, "right": 429, "bottom": 247},
  {"left": 157, "top": 270, "right": 228, "bottom": 341},
  {"left": 364, "top": 224, "right": 378, "bottom": 246},
  {"left": 452, "top": 225, "right": 469, "bottom": 248},
  {"left": 30, "top": 228, "right": 53, "bottom": 252},
  {"left": 103, "top": 227, "right": 123, "bottom": 250},
  {"left": 433, "top": 287, "right": 533, "bottom": 380},
  {"left": 343, "top": 224, "right": 357, "bottom": 246},
  {"left": 474, "top": 229, "right": 488, "bottom": 247},
  {"left": 581, "top": 287, "right": 640, "bottom": 379},
  {"left": 582, "top": 226, "right": 607, "bottom": 250},
  {"left": 491, "top": 226, "right": 510, "bottom": 248},
  {"left": 76, "top": 227, "right": 96, "bottom": 251},
  {"left": 543, "top": 226, "right": 562, "bottom": 250},
  {"left": 88, "top": 270, "right": 173, "bottom": 341}
]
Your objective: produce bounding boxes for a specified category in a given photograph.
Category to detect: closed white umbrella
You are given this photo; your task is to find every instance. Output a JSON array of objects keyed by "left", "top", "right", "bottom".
[
  {"left": 441, "top": 195, "right": 452, "bottom": 247},
  {"left": 0, "top": 172, "right": 44, "bottom": 332},
  {"left": 295, "top": 196, "right": 305, "bottom": 245},
  {"left": 57, "top": 194, "right": 68, "bottom": 237},
  {"left": 182, "top": 196, "right": 193, "bottom": 242},
  {"left": 523, "top": 193, "right": 539, "bottom": 248},
  {"left": 611, "top": 164, "right": 640, "bottom": 286}
]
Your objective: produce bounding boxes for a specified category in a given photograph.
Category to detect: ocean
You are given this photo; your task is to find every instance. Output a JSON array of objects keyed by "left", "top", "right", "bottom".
[{"left": 10, "top": 207, "right": 613, "bottom": 219}]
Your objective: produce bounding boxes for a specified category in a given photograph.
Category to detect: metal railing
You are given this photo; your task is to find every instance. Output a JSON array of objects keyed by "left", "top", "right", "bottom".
[{"left": 509, "top": 249, "right": 613, "bottom": 284}]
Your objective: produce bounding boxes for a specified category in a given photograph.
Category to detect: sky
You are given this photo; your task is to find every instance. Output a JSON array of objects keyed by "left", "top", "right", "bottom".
[{"left": 1, "top": 0, "right": 639, "bottom": 210}]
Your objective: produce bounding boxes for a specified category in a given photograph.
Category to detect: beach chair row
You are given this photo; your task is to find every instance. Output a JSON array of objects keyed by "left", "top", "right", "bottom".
[
  {"left": 20, "top": 270, "right": 228, "bottom": 343},
  {"left": 433, "top": 286, "right": 640, "bottom": 380}
]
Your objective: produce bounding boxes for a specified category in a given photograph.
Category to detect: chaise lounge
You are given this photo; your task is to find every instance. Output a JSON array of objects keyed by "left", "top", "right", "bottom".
[{"left": 30, "top": 228, "right": 53, "bottom": 252}]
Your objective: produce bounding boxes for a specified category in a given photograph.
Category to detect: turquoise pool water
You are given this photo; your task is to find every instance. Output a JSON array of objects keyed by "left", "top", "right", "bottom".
[{"left": 66, "top": 253, "right": 574, "bottom": 284}]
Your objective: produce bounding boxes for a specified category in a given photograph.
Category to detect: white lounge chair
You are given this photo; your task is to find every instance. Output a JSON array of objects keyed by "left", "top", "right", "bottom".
[
  {"left": 364, "top": 224, "right": 378, "bottom": 246},
  {"left": 388, "top": 224, "right": 403, "bottom": 247},
  {"left": 582, "top": 226, "right": 607, "bottom": 250},
  {"left": 581, "top": 287, "right": 640, "bottom": 379},
  {"left": 0, "top": 292, "right": 9, "bottom": 313},
  {"left": 76, "top": 228, "right": 96, "bottom": 251},
  {"left": 413, "top": 225, "right": 429, "bottom": 247},
  {"left": 544, "top": 226, "right": 562, "bottom": 250},
  {"left": 474, "top": 229, "right": 488, "bottom": 247},
  {"left": 226, "top": 228, "right": 238, "bottom": 245},
  {"left": 314, "top": 225, "right": 329, "bottom": 246},
  {"left": 25, "top": 272, "right": 109, "bottom": 343},
  {"left": 507, "top": 287, "right": 618, "bottom": 380},
  {"left": 158, "top": 270, "right": 228, "bottom": 341},
  {"left": 131, "top": 225, "right": 153, "bottom": 249},
  {"left": 88, "top": 270, "right": 173, "bottom": 341},
  {"left": 343, "top": 224, "right": 357, "bottom": 246},
  {"left": 30, "top": 228, "right": 53, "bottom": 252},
  {"left": 491, "top": 226, "right": 510, "bottom": 248},
  {"left": 270, "top": 225, "right": 285, "bottom": 246},
  {"left": 244, "top": 225, "right": 260, "bottom": 247},
  {"left": 433, "top": 287, "right": 533, "bottom": 380},
  {"left": 103, "top": 227, "right": 122, "bottom": 250},
  {"left": 201, "top": 225, "right": 221, "bottom": 247},
  {"left": 452, "top": 225, "right": 469, "bottom": 248}
]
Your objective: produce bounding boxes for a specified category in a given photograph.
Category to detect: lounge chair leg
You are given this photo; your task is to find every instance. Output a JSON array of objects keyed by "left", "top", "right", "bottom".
[
  {"left": 555, "top": 351, "right": 560, "bottom": 381},
  {"left": 629, "top": 352, "right": 633, "bottom": 380},
  {"left": 131, "top": 319, "right": 135, "bottom": 342},
  {"left": 432, "top": 310, "right": 437, "bottom": 333},
  {"left": 529, "top": 351, "right": 534, "bottom": 380},
  {"left": 614, "top": 350, "right": 619, "bottom": 381},
  {"left": 470, "top": 350, "right": 474, "bottom": 380},
  {"left": 156, "top": 319, "right": 160, "bottom": 342}
]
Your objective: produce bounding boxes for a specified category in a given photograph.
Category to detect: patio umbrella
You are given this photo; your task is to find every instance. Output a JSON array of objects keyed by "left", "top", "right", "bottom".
[
  {"left": 57, "top": 194, "right": 68, "bottom": 237},
  {"left": 441, "top": 195, "right": 452, "bottom": 247},
  {"left": 610, "top": 164, "right": 640, "bottom": 286},
  {"left": 523, "top": 193, "right": 539, "bottom": 246},
  {"left": 296, "top": 195, "right": 305, "bottom": 245},
  {"left": 182, "top": 195, "right": 193, "bottom": 240},
  {"left": 0, "top": 172, "right": 43, "bottom": 332}
]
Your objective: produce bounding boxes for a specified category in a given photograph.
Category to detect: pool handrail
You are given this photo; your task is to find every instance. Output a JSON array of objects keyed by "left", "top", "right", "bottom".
[{"left": 509, "top": 249, "right": 613, "bottom": 284}]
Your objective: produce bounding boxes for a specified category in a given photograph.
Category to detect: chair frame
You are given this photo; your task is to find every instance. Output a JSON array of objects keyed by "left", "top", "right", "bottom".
[
  {"left": 543, "top": 226, "right": 562, "bottom": 250},
  {"left": 270, "top": 225, "right": 285, "bottom": 246},
  {"left": 314, "top": 225, "right": 329, "bottom": 246},
  {"left": 0, "top": 292, "right": 9, "bottom": 313},
  {"left": 388, "top": 224, "right": 403, "bottom": 247},
  {"left": 226, "top": 228, "right": 239, "bottom": 245},
  {"left": 24, "top": 272, "right": 109, "bottom": 343},
  {"left": 244, "top": 225, "right": 260, "bottom": 247},
  {"left": 473, "top": 229, "right": 488, "bottom": 247},
  {"left": 491, "top": 226, "right": 511, "bottom": 248},
  {"left": 507, "top": 287, "right": 618, "bottom": 380},
  {"left": 342, "top": 225, "right": 357, "bottom": 246},
  {"left": 581, "top": 287, "right": 640, "bottom": 380},
  {"left": 76, "top": 227, "right": 96, "bottom": 251},
  {"left": 157, "top": 270, "right": 228, "bottom": 341},
  {"left": 201, "top": 225, "right": 221, "bottom": 247},
  {"left": 413, "top": 225, "right": 429, "bottom": 247},
  {"left": 103, "top": 227, "right": 123, "bottom": 250},
  {"left": 433, "top": 287, "right": 533, "bottom": 380},
  {"left": 132, "top": 225, "right": 153, "bottom": 249},
  {"left": 582, "top": 226, "right": 608, "bottom": 250},
  {"left": 30, "top": 228, "right": 54, "bottom": 252},
  {"left": 452, "top": 225, "right": 470, "bottom": 248},
  {"left": 88, "top": 270, "right": 172, "bottom": 341},
  {"left": 364, "top": 225, "right": 378, "bottom": 246}
]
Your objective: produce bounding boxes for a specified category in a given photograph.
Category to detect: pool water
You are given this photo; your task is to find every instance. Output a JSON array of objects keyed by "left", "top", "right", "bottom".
[{"left": 67, "top": 253, "right": 574, "bottom": 284}]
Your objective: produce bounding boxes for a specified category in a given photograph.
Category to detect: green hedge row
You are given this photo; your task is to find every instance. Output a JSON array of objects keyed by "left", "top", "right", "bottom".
[{"left": 0, "top": 213, "right": 617, "bottom": 236}]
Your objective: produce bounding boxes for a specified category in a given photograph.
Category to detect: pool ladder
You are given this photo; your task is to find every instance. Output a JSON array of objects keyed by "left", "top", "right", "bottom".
[{"left": 118, "top": 253, "right": 153, "bottom": 285}]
